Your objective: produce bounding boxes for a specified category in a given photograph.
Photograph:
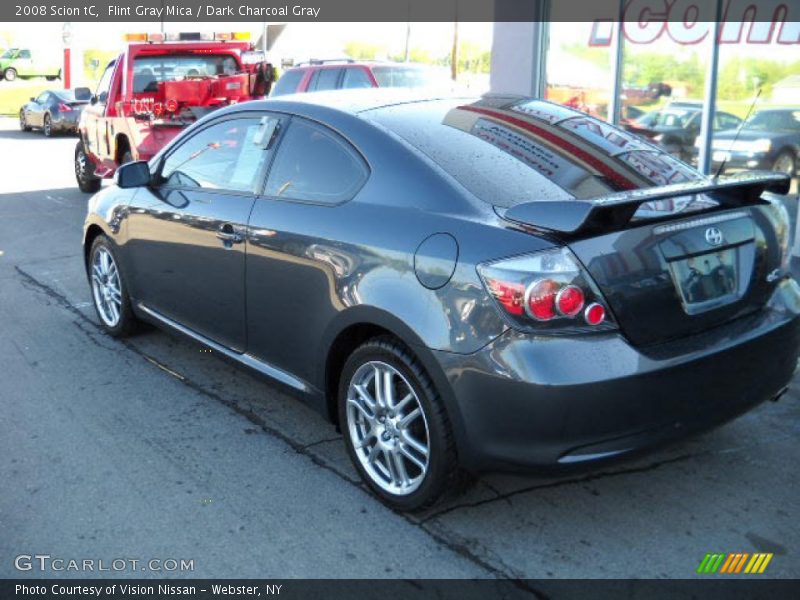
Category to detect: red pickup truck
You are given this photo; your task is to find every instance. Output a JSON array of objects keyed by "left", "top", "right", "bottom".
[{"left": 75, "top": 32, "right": 274, "bottom": 192}]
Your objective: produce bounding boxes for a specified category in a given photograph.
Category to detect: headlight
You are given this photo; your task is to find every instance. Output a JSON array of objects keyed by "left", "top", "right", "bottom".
[
  {"left": 653, "top": 134, "right": 664, "bottom": 143},
  {"left": 731, "top": 138, "right": 772, "bottom": 153}
]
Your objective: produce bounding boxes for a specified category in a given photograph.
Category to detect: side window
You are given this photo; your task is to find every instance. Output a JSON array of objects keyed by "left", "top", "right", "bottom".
[
  {"left": 342, "top": 67, "right": 373, "bottom": 89},
  {"left": 309, "top": 68, "right": 342, "bottom": 92},
  {"left": 265, "top": 119, "right": 368, "bottom": 205},
  {"left": 271, "top": 69, "right": 303, "bottom": 96},
  {"left": 35, "top": 93, "right": 49, "bottom": 104},
  {"left": 717, "top": 113, "right": 740, "bottom": 130},
  {"left": 160, "top": 117, "right": 278, "bottom": 193},
  {"left": 18, "top": 49, "right": 31, "bottom": 59},
  {"left": 95, "top": 61, "right": 115, "bottom": 103}
]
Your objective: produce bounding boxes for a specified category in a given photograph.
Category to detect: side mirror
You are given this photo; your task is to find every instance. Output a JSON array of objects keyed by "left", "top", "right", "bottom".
[
  {"left": 114, "top": 161, "right": 150, "bottom": 189},
  {"left": 74, "top": 87, "right": 91, "bottom": 101}
]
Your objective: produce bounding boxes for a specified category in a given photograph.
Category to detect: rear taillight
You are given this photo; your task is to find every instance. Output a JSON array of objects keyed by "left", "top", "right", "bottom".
[
  {"left": 765, "top": 197, "right": 791, "bottom": 274},
  {"left": 478, "top": 247, "right": 615, "bottom": 332},
  {"left": 58, "top": 102, "right": 72, "bottom": 112}
]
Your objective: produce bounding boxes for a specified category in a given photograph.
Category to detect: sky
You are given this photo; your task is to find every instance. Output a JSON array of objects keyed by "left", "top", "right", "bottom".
[{"left": 0, "top": 21, "right": 494, "bottom": 60}]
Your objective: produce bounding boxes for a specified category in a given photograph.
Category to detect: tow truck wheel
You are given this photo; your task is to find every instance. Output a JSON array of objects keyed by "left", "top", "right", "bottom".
[
  {"left": 19, "top": 110, "right": 31, "bottom": 132},
  {"left": 75, "top": 140, "right": 101, "bottom": 194},
  {"left": 43, "top": 114, "right": 53, "bottom": 137},
  {"left": 4, "top": 67, "right": 17, "bottom": 82}
]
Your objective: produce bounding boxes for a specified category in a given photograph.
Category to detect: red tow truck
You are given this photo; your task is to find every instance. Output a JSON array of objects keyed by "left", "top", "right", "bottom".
[{"left": 75, "top": 32, "right": 275, "bottom": 192}]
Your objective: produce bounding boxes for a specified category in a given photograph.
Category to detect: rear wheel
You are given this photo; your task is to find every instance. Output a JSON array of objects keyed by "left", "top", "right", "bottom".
[
  {"left": 75, "top": 140, "right": 101, "bottom": 193},
  {"left": 3, "top": 67, "right": 16, "bottom": 82},
  {"left": 19, "top": 110, "right": 31, "bottom": 132},
  {"left": 89, "top": 235, "right": 138, "bottom": 337},
  {"left": 338, "top": 337, "right": 463, "bottom": 511},
  {"left": 46, "top": 75, "right": 57, "bottom": 81},
  {"left": 43, "top": 114, "right": 53, "bottom": 137}
]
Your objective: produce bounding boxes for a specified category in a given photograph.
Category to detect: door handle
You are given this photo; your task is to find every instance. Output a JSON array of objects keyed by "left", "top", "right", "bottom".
[{"left": 216, "top": 223, "right": 244, "bottom": 244}]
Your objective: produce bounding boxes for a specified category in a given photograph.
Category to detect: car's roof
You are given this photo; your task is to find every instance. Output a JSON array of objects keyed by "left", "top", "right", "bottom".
[
  {"left": 257, "top": 88, "right": 480, "bottom": 117},
  {"left": 286, "top": 60, "right": 435, "bottom": 71}
]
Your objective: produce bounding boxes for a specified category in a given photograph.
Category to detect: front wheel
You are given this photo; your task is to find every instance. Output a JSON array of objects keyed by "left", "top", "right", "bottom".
[
  {"left": 88, "top": 236, "right": 138, "bottom": 337},
  {"left": 19, "top": 110, "right": 31, "bottom": 132},
  {"left": 338, "top": 337, "right": 463, "bottom": 511},
  {"left": 773, "top": 151, "right": 797, "bottom": 179},
  {"left": 75, "top": 140, "right": 101, "bottom": 193},
  {"left": 3, "top": 67, "right": 16, "bottom": 82}
]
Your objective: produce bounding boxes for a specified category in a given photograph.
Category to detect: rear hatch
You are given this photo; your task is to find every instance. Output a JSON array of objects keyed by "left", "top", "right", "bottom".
[
  {"left": 568, "top": 204, "right": 785, "bottom": 346},
  {"left": 502, "top": 174, "right": 791, "bottom": 347}
]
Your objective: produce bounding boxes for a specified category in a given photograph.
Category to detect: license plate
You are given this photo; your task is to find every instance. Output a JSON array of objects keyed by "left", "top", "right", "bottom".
[
  {"left": 668, "top": 248, "right": 738, "bottom": 313},
  {"left": 713, "top": 150, "right": 730, "bottom": 163}
]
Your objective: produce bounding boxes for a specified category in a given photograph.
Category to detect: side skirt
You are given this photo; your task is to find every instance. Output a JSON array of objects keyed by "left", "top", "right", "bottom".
[{"left": 135, "top": 302, "right": 319, "bottom": 399}]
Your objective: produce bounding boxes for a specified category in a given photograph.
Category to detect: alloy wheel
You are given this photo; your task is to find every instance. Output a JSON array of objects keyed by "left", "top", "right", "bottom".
[
  {"left": 75, "top": 147, "right": 88, "bottom": 181},
  {"left": 346, "top": 361, "right": 430, "bottom": 495},
  {"left": 44, "top": 116, "right": 51, "bottom": 137},
  {"left": 91, "top": 247, "right": 123, "bottom": 327}
]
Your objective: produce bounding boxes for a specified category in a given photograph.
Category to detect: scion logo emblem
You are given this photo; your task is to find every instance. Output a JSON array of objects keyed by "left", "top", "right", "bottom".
[{"left": 705, "top": 227, "right": 724, "bottom": 246}]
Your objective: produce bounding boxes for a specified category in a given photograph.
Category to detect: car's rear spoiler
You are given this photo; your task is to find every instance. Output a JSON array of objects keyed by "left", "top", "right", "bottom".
[{"left": 499, "top": 171, "right": 791, "bottom": 236}]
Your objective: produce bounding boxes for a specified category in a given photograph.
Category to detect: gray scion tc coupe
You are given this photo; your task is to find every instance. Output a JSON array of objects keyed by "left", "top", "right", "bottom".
[{"left": 83, "top": 90, "right": 800, "bottom": 510}]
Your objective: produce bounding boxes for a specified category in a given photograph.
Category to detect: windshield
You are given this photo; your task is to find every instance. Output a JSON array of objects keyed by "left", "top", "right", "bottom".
[
  {"left": 1, "top": 48, "right": 18, "bottom": 59},
  {"left": 371, "top": 66, "right": 448, "bottom": 89},
  {"left": 652, "top": 109, "right": 695, "bottom": 128},
  {"left": 745, "top": 110, "right": 800, "bottom": 132},
  {"left": 132, "top": 54, "right": 240, "bottom": 93}
]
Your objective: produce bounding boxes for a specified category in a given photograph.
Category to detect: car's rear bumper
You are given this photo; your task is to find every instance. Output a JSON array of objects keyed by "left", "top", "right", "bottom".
[
  {"left": 52, "top": 112, "right": 81, "bottom": 131},
  {"left": 433, "top": 277, "right": 800, "bottom": 471}
]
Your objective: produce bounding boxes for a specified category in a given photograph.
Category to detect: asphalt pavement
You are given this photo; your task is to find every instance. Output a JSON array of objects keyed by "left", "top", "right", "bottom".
[{"left": 0, "top": 117, "right": 798, "bottom": 581}]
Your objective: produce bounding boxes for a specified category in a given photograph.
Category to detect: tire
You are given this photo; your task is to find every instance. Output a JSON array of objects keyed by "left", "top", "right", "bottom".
[
  {"left": 75, "top": 140, "right": 101, "bottom": 193},
  {"left": 43, "top": 114, "right": 53, "bottom": 137},
  {"left": 3, "top": 67, "right": 16, "bottom": 82},
  {"left": 19, "top": 110, "right": 31, "bottom": 132},
  {"left": 338, "top": 336, "right": 463, "bottom": 511},
  {"left": 772, "top": 151, "right": 797, "bottom": 179},
  {"left": 88, "top": 235, "right": 138, "bottom": 337}
]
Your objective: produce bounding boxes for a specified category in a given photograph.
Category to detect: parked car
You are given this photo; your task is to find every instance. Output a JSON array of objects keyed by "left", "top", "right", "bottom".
[
  {"left": 271, "top": 59, "right": 452, "bottom": 96},
  {"left": 708, "top": 108, "right": 800, "bottom": 178},
  {"left": 0, "top": 48, "right": 61, "bottom": 82},
  {"left": 629, "top": 105, "right": 741, "bottom": 162},
  {"left": 82, "top": 92, "right": 799, "bottom": 510},
  {"left": 20, "top": 88, "right": 91, "bottom": 136}
]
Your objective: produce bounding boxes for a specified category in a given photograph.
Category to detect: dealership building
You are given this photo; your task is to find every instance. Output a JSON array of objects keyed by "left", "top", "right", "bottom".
[{"left": 490, "top": 4, "right": 799, "bottom": 250}]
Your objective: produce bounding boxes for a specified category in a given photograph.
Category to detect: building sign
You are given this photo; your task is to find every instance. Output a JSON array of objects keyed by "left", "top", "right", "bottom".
[{"left": 590, "top": 0, "right": 800, "bottom": 46}]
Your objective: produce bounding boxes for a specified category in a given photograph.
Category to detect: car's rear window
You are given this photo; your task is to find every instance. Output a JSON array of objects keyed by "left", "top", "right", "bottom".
[
  {"left": 365, "top": 98, "right": 703, "bottom": 208},
  {"left": 132, "top": 54, "right": 239, "bottom": 93},
  {"left": 271, "top": 69, "right": 304, "bottom": 96},
  {"left": 371, "top": 66, "right": 446, "bottom": 89}
]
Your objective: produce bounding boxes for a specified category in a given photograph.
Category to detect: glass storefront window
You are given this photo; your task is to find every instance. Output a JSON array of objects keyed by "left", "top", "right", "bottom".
[
  {"left": 713, "top": 37, "right": 800, "bottom": 193},
  {"left": 544, "top": 22, "right": 614, "bottom": 121}
]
